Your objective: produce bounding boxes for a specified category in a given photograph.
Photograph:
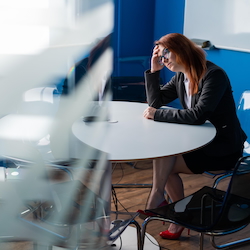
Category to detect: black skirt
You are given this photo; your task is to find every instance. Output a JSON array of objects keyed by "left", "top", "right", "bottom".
[{"left": 182, "top": 148, "right": 243, "bottom": 174}]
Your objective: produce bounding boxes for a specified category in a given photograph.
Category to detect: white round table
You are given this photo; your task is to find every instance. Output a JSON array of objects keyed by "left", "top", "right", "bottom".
[{"left": 72, "top": 101, "right": 216, "bottom": 162}]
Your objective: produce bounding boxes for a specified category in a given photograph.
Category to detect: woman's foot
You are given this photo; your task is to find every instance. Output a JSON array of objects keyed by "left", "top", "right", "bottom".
[
  {"left": 159, "top": 224, "right": 185, "bottom": 240},
  {"left": 137, "top": 200, "right": 168, "bottom": 219}
]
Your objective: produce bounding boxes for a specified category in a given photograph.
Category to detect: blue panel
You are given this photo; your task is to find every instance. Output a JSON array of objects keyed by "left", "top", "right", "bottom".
[
  {"left": 206, "top": 49, "right": 250, "bottom": 104},
  {"left": 154, "top": 0, "right": 185, "bottom": 39},
  {"left": 118, "top": 0, "right": 155, "bottom": 57},
  {"left": 154, "top": 0, "right": 185, "bottom": 83},
  {"left": 113, "top": 0, "right": 155, "bottom": 76}
]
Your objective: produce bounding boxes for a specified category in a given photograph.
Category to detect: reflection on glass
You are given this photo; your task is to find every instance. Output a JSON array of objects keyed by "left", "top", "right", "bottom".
[{"left": 0, "top": 0, "right": 114, "bottom": 248}]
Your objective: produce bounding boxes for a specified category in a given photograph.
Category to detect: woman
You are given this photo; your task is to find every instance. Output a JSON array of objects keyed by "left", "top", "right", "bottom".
[{"left": 138, "top": 33, "right": 247, "bottom": 240}]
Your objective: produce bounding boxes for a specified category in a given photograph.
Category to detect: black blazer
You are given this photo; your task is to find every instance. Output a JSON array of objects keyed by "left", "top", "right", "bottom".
[{"left": 145, "top": 61, "right": 247, "bottom": 156}]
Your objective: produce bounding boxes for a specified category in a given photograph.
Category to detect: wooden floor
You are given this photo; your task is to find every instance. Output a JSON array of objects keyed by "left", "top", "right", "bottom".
[
  {"left": 1, "top": 160, "right": 250, "bottom": 250},
  {"left": 111, "top": 160, "right": 250, "bottom": 250}
]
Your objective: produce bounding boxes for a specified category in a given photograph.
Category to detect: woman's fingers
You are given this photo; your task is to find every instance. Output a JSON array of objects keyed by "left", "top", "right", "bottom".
[
  {"left": 151, "top": 45, "right": 164, "bottom": 72},
  {"left": 143, "top": 107, "right": 156, "bottom": 119}
]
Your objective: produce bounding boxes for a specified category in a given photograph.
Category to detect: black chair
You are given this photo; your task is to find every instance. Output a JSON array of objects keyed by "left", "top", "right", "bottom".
[
  {"left": 141, "top": 156, "right": 250, "bottom": 250},
  {"left": 111, "top": 76, "right": 147, "bottom": 103}
]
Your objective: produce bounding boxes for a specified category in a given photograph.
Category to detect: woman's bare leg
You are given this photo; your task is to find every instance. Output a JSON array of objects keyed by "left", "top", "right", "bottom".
[
  {"left": 164, "top": 155, "right": 193, "bottom": 233},
  {"left": 146, "top": 154, "right": 195, "bottom": 234},
  {"left": 146, "top": 155, "right": 194, "bottom": 233},
  {"left": 146, "top": 156, "right": 177, "bottom": 209},
  {"left": 165, "top": 155, "right": 193, "bottom": 202}
]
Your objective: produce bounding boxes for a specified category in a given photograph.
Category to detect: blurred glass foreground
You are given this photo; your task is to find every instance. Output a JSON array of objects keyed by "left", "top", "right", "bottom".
[{"left": 0, "top": 0, "right": 114, "bottom": 249}]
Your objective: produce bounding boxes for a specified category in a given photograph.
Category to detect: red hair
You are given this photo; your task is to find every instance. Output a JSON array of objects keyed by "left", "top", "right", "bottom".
[{"left": 156, "top": 33, "right": 207, "bottom": 95}]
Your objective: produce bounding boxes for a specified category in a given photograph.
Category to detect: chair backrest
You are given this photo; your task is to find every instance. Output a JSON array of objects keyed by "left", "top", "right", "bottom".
[
  {"left": 214, "top": 156, "right": 250, "bottom": 230},
  {"left": 237, "top": 90, "right": 250, "bottom": 156}
]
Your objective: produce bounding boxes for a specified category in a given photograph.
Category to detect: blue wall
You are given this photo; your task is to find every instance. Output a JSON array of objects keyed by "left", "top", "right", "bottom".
[
  {"left": 113, "top": 0, "right": 155, "bottom": 77},
  {"left": 206, "top": 49, "right": 250, "bottom": 104},
  {"left": 153, "top": 0, "right": 185, "bottom": 84},
  {"left": 115, "top": 0, "right": 250, "bottom": 104}
]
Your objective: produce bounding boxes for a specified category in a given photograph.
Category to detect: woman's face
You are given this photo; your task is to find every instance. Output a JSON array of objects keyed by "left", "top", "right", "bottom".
[{"left": 158, "top": 44, "right": 186, "bottom": 73}]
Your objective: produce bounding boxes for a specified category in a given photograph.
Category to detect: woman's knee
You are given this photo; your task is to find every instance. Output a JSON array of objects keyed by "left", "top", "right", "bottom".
[
  {"left": 171, "top": 155, "right": 193, "bottom": 174},
  {"left": 153, "top": 156, "right": 176, "bottom": 166}
]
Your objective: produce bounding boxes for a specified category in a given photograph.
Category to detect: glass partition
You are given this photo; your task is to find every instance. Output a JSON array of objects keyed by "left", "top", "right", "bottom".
[{"left": 0, "top": 0, "right": 114, "bottom": 249}]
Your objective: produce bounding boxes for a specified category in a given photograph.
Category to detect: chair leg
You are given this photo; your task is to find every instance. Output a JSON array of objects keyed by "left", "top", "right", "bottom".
[
  {"left": 141, "top": 222, "right": 147, "bottom": 250},
  {"left": 199, "top": 232, "right": 204, "bottom": 250},
  {"left": 130, "top": 220, "right": 142, "bottom": 250},
  {"left": 141, "top": 217, "right": 153, "bottom": 250}
]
